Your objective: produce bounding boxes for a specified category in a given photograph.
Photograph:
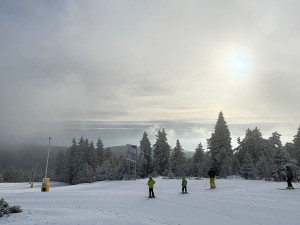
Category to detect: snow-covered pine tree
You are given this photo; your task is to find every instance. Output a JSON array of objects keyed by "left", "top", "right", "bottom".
[
  {"left": 292, "top": 126, "right": 300, "bottom": 166},
  {"left": 272, "top": 147, "right": 294, "bottom": 181},
  {"left": 115, "top": 155, "right": 128, "bottom": 180},
  {"left": 72, "top": 162, "right": 95, "bottom": 184},
  {"left": 105, "top": 147, "right": 113, "bottom": 160},
  {"left": 235, "top": 127, "right": 264, "bottom": 166},
  {"left": 191, "top": 142, "right": 207, "bottom": 177},
  {"left": 170, "top": 140, "right": 186, "bottom": 177},
  {"left": 65, "top": 138, "right": 78, "bottom": 184},
  {"left": 71, "top": 138, "right": 88, "bottom": 184},
  {"left": 95, "top": 160, "right": 117, "bottom": 181},
  {"left": 139, "top": 131, "right": 152, "bottom": 177},
  {"left": 256, "top": 140, "right": 275, "bottom": 181},
  {"left": 96, "top": 138, "right": 105, "bottom": 167},
  {"left": 207, "top": 111, "right": 233, "bottom": 177},
  {"left": 86, "top": 141, "right": 97, "bottom": 171},
  {"left": 267, "top": 132, "right": 288, "bottom": 181},
  {"left": 239, "top": 151, "right": 255, "bottom": 179},
  {"left": 268, "top": 132, "right": 282, "bottom": 149},
  {"left": 153, "top": 129, "right": 171, "bottom": 175},
  {"left": 54, "top": 150, "right": 66, "bottom": 182}
]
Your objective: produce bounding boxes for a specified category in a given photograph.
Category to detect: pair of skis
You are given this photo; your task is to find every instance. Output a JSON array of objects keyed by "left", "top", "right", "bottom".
[{"left": 278, "top": 187, "right": 300, "bottom": 190}]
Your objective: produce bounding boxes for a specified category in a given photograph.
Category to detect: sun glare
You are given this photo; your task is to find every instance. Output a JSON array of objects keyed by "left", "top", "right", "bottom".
[
  {"left": 228, "top": 54, "right": 251, "bottom": 77},
  {"left": 236, "top": 61, "right": 244, "bottom": 69}
]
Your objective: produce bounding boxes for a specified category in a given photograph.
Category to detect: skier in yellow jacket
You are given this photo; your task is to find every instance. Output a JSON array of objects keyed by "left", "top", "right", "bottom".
[
  {"left": 147, "top": 176, "right": 156, "bottom": 198},
  {"left": 208, "top": 168, "right": 216, "bottom": 189}
]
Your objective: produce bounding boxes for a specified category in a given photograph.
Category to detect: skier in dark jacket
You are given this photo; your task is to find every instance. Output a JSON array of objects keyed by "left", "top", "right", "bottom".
[
  {"left": 208, "top": 168, "right": 216, "bottom": 189},
  {"left": 285, "top": 165, "right": 295, "bottom": 189},
  {"left": 181, "top": 177, "right": 187, "bottom": 193}
]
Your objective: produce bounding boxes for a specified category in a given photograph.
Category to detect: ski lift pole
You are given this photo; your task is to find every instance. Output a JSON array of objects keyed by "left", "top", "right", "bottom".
[{"left": 45, "top": 137, "right": 51, "bottom": 178}]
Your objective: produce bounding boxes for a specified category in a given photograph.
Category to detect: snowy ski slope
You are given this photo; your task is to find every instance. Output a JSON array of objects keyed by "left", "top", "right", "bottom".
[{"left": 1, "top": 178, "right": 300, "bottom": 225}]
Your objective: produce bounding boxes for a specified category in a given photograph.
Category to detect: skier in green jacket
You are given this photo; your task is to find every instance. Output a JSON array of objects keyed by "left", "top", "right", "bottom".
[
  {"left": 147, "top": 176, "right": 156, "bottom": 198},
  {"left": 181, "top": 177, "right": 187, "bottom": 193}
]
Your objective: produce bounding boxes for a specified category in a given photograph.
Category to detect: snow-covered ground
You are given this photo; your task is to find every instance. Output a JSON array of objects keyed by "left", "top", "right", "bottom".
[{"left": 1, "top": 178, "right": 300, "bottom": 225}]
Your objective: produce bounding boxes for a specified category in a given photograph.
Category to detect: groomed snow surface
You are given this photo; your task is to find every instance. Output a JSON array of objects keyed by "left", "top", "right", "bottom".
[{"left": 1, "top": 178, "right": 300, "bottom": 225}]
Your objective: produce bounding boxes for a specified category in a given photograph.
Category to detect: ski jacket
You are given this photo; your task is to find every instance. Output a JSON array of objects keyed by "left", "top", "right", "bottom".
[
  {"left": 287, "top": 167, "right": 294, "bottom": 180},
  {"left": 208, "top": 169, "right": 216, "bottom": 178},
  {"left": 182, "top": 179, "right": 187, "bottom": 186},
  {"left": 148, "top": 179, "right": 155, "bottom": 188}
]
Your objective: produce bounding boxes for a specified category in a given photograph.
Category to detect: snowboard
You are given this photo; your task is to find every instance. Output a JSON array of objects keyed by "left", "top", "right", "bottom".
[{"left": 179, "top": 192, "right": 190, "bottom": 194}]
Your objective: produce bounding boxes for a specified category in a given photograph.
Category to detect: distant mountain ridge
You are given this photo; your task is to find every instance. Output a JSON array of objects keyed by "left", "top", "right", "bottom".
[{"left": 0, "top": 144, "right": 195, "bottom": 170}]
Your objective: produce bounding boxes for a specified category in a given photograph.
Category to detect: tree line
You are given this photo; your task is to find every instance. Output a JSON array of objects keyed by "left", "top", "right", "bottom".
[{"left": 54, "top": 111, "right": 300, "bottom": 184}]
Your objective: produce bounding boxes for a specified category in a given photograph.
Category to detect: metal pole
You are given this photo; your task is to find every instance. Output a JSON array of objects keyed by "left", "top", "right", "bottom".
[{"left": 45, "top": 137, "right": 51, "bottom": 178}]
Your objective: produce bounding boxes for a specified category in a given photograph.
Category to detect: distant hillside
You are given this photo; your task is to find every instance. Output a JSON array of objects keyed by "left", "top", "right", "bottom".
[
  {"left": 0, "top": 144, "right": 195, "bottom": 171},
  {"left": 0, "top": 144, "right": 67, "bottom": 170}
]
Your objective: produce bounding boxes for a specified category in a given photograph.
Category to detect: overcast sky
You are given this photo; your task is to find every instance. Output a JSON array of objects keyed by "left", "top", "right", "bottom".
[{"left": 1, "top": 0, "right": 300, "bottom": 150}]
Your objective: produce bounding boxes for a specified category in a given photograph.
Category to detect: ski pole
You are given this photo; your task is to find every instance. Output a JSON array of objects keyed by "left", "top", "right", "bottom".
[
  {"left": 204, "top": 178, "right": 208, "bottom": 189},
  {"left": 293, "top": 182, "right": 300, "bottom": 187}
]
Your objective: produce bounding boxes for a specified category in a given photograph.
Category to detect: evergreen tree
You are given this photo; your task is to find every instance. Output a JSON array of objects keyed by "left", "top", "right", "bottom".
[
  {"left": 292, "top": 126, "right": 300, "bottom": 166},
  {"left": 139, "top": 131, "right": 152, "bottom": 177},
  {"left": 191, "top": 142, "right": 207, "bottom": 177},
  {"left": 54, "top": 150, "right": 66, "bottom": 182},
  {"left": 170, "top": 140, "right": 186, "bottom": 177},
  {"left": 256, "top": 140, "right": 275, "bottom": 181},
  {"left": 71, "top": 139, "right": 87, "bottom": 184},
  {"left": 153, "top": 129, "right": 171, "bottom": 175},
  {"left": 235, "top": 127, "right": 264, "bottom": 165},
  {"left": 284, "top": 142, "right": 294, "bottom": 158},
  {"left": 105, "top": 147, "right": 113, "bottom": 160},
  {"left": 272, "top": 147, "right": 292, "bottom": 181},
  {"left": 65, "top": 138, "right": 78, "bottom": 184},
  {"left": 95, "top": 160, "right": 117, "bottom": 181},
  {"left": 73, "top": 162, "right": 95, "bottom": 184},
  {"left": 96, "top": 138, "right": 105, "bottom": 167},
  {"left": 86, "top": 141, "right": 97, "bottom": 170},
  {"left": 268, "top": 132, "right": 282, "bottom": 148},
  {"left": 239, "top": 151, "right": 255, "bottom": 179},
  {"left": 207, "top": 111, "right": 233, "bottom": 177}
]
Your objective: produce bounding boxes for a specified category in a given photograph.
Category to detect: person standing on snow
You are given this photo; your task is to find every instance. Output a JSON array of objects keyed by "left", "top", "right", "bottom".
[
  {"left": 147, "top": 176, "right": 156, "bottom": 198},
  {"left": 182, "top": 177, "right": 187, "bottom": 193},
  {"left": 208, "top": 168, "right": 216, "bottom": 189},
  {"left": 285, "top": 165, "right": 295, "bottom": 189}
]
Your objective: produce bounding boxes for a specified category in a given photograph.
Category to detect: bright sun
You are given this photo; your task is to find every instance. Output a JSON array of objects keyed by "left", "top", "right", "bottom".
[
  {"left": 228, "top": 54, "right": 251, "bottom": 77},
  {"left": 236, "top": 61, "right": 244, "bottom": 69}
]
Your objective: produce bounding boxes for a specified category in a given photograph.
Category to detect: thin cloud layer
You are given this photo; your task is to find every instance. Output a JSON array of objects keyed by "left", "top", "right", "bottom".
[{"left": 0, "top": 0, "right": 300, "bottom": 149}]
